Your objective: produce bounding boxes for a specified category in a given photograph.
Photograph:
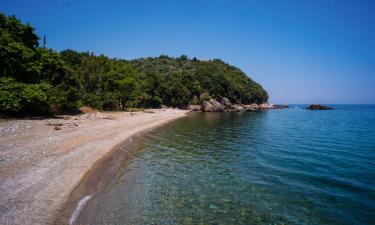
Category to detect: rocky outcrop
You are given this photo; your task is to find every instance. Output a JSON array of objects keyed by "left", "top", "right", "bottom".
[
  {"left": 202, "top": 99, "right": 224, "bottom": 112},
  {"left": 306, "top": 104, "right": 333, "bottom": 110},
  {"left": 221, "top": 97, "right": 246, "bottom": 112},
  {"left": 230, "top": 104, "right": 245, "bottom": 112},
  {"left": 188, "top": 105, "right": 202, "bottom": 112},
  {"left": 221, "top": 97, "right": 232, "bottom": 109},
  {"left": 243, "top": 103, "right": 260, "bottom": 111},
  {"left": 259, "top": 103, "right": 274, "bottom": 109},
  {"left": 191, "top": 98, "right": 287, "bottom": 112}
]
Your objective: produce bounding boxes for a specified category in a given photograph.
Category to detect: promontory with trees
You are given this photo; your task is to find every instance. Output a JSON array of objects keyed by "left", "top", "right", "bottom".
[{"left": 0, "top": 14, "right": 270, "bottom": 116}]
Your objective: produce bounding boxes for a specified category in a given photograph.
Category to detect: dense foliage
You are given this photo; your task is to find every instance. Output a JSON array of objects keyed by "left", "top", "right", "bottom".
[{"left": 0, "top": 14, "right": 268, "bottom": 116}]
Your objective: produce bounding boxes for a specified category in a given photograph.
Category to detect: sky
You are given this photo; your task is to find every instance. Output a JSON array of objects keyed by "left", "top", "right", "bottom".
[{"left": 1, "top": 0, "right": 375, "bottom": 104}]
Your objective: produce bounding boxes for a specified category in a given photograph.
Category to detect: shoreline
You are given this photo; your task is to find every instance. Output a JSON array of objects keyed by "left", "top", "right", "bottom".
[
  {"left": 55, "top": 115, "right": 184, "bottom": 225},
  {"left": 0, "top": 109, "right": 188, "bottom": 225}
]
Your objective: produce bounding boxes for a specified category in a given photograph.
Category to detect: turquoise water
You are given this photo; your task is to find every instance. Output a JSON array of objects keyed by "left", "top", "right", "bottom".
[{"left": 77, "top": 105, "right": 375, "bottom": 225}]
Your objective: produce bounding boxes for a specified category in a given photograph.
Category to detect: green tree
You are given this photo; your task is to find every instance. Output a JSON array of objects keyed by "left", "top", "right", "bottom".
[
  {"left": 0, "top": 77, "right": 51, "bottom": 115},
  {"left": 0, "top": 13, "right": 268, "bottom": 116}
]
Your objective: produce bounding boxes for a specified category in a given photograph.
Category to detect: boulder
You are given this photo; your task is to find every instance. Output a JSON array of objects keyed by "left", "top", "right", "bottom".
[
  {"left": 202, "top": 99, "right": 224, "bottom": 112},
  {"left": 188, "top": 105, "right": 202, "bottom": 112},
  {"left": 221, "top": 97, "right": 232, "bottom": 109},
  {"left": 306, "top": 104, "right": 333, "bottom": 110}
]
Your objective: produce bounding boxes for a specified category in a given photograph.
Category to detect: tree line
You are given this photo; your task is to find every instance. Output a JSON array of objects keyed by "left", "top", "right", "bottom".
[{"left": 0, "top": 14, "right": 268, "bottom": 116}]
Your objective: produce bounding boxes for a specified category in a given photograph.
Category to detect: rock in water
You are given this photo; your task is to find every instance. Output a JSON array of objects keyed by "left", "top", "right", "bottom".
[
  {"left": 273, "top": 104, "right": 289, "bottom": 109},
  {"left": 221, "top": 97, "right": 232, "bottom": 109},
  {"left": 188, "top": 105, "right": 202, "bottom": 112},
  {"left": 203, "top": 99, "right": 224, "bottom": 112},
  {"left": 231, "top": 104, "right": 245, "bottom": 111},
  {"left": 243, "top": 103, "right": 260, "bottom": 111},
  {"left": 306, "top": 104, "right": 333, "bottom": 110},
  {"left": 259, "top": 103, "right": 274, "bottom": 109},
  {"left": 306, "top": 105, "right": 333, "bottom": 110}
]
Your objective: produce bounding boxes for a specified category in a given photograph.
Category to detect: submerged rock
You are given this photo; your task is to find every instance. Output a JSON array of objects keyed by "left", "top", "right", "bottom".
[
  {"left": 306, "top": 104, "right": 333, "bottom": 110},
  {"left": 202, "top": 99, "right": 224, "bottom": 112}
]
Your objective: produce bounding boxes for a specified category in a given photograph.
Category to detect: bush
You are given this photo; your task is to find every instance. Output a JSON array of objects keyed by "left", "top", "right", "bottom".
[{"left": 0, "top": 77, "right": 51, "bottom": 115}]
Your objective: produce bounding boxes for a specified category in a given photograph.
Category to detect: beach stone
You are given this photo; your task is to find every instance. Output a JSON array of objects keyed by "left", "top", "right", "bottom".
[
  {"left": 202, "top": 99, "right": 224, "bottom": 112},
  {"left": 47, "top": 122, "right": 64, "bottom": 126}
]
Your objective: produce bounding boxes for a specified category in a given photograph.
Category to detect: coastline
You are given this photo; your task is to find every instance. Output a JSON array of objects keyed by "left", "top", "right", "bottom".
[{"left": 0, "top": 109, "right": 188, "bottom": 225}]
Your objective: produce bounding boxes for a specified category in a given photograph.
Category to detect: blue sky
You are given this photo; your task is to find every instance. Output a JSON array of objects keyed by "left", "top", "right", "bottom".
[{"left": 1, "top": 0, "right": 374, "bottom": 103}]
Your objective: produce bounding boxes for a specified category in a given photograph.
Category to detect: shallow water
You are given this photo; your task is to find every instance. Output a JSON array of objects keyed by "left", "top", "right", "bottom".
[{"left": 77, "top": 105, "right": 375, "bottom": 225}]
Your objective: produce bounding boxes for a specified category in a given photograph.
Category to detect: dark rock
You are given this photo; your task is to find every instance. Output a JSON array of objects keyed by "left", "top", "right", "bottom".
[
  {"left": 273, "top": 104, "right": 289, "bottom": 109},
  {"left": 202, "top": 99, "right": 224, "bottom": 112},
  {"left": 306, "top": 104, "right": 333, "bottom": 110},
  {"left": 54, "top": 126, "right": 61, "bottom": 130},
  {"left": 47, "top": 122, "right": 64, "bottom": 126},
  {"left": 221, "top": 97, "right": 232, "bottom": 109}
]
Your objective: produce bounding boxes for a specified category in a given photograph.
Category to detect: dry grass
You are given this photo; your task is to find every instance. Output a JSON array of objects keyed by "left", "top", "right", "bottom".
[{"left": 79, "top": 106, "right": 98, "bottom": 114}]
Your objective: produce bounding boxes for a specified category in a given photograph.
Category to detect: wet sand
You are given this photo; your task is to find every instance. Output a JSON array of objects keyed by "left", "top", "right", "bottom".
[{"left": 0, "top": 109, "right": 187, "bottom": 225}]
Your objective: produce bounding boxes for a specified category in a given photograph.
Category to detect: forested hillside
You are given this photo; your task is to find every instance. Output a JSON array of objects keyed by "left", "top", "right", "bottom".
[{"left": 0, "top": 14, "right": 268, "bottom": 116}]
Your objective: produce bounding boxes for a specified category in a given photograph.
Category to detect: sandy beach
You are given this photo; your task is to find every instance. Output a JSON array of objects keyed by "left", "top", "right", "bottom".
[{"left": 0, "top": 109, "right": 187, "bottom": 225}]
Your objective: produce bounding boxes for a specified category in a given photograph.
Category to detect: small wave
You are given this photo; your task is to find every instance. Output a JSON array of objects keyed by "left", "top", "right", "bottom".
[{"left": 69, "top": 194, "right": 93, "bottom": 225}]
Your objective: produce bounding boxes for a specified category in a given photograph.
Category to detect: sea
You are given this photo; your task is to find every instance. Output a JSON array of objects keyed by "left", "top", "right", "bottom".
[{"left": 76, "top": 105, "right": 375, "bottom": 225}]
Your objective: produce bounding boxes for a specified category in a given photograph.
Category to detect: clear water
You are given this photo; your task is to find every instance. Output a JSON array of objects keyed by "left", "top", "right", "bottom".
[{"left": 77, "top": 105, "right": 375, "bottom": 225}]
